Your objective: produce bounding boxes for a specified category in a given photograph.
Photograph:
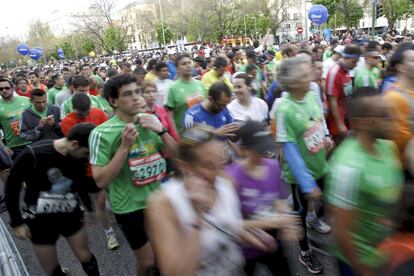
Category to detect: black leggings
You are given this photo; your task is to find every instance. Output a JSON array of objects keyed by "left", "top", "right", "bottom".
[
  {"left": 244, "top": 242, "right": 291, "bottom": 276},
  {"left": 290, "top": 178, "right": 325, "bottom": 252}
]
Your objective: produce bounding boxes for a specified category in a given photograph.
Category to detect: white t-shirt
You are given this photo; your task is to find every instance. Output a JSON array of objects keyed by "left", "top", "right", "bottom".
[
  {"left": 322, "top": 58, "right": 336, "bottom": 79},
  {"left": 155, "top": 79, "right": 173, "bottom": 105},
  {"left": 227, "top": 97, "right": 268, "bottom": 123}
]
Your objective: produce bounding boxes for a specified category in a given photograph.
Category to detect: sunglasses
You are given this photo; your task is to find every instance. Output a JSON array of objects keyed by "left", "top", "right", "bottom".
[
  {"left": 181, "top": 125, "right": 216, "bottom": 147},
  {"left": 0, "top": 87, "right": 11, "bottom": 91}
]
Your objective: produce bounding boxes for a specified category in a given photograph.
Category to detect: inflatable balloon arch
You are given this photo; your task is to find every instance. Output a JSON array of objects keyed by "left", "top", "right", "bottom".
[{"left": 16, "top": 43, "right": 65, "bottom": 60}]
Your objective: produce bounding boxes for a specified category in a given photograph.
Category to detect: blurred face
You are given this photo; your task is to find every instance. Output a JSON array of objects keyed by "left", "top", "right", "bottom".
[
  {"left": 177, "top": 57, "right": 193, "bottom": 77},
  {"left": 28, "top": 74, "right": 38, "bottom": 85},
  {"left": 55, "top": 75, "right": 65, "bottom": 88},
  {"left": 209, "top": 93, "right": 231, "bottom": 114},
  {"left": 62, "top": 70, "right": 71, "bottom": 81},
  {"left": 400, "top": 50, "right": 414, "bottom": 80},
  {"left": 215, "top": 66, "right": 226, "bottom": 77},
  {"left": 69, "top": 65, "right": 76, "bottom": 73},
  {"left": 112, "top": 82, "right": 145, "bottom": 116},
  {"left": 366, "top": 53, "right": 381, "bottom": 68},
  {"left": 158, "top": 67, "right": 170, "bottom": 80},
  {"left": 141, "top": 86, "right": 157, "bottom": 107},
  {"left": 343, "top": 57, "right": 359, "bottom": 70},
  {"left": 0, "top": 81, "right": 13, "bottom": 100},
  {"left": 39, "top": 73, "right": 46, "bottom": 84},
  {"left": 17, "top": 80, "right": 28, "bottom": 92},
  {"left": 290, "top": 63, "right": 312, "bottom": 94},
  {"left": 365, "top": 97, "right": 394, "bottom": 139},
  {"left": 313, "top": 61, "right": 323, "bottom": 81},
  {"left": 122, "top": 66, "right": 132, "bottom": 74},
  {"left": 31, "top": 95, "right": 47, "bottom": 112},
  {"left": 404, "top": 36, "right": 412, "bottom": 43},
  {"left": 233, "top": 78, "right": 250, "bottom": 100},
  {"left": 81, "top": 66, "right": 92, "bottom": 77},
  {"left": 75, "top": 85, "right": 89, "bottom": 94}
]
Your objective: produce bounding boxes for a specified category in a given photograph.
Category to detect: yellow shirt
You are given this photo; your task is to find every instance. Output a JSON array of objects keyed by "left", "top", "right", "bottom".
[
  {"left": 276, "top": 51, "right": 283, "bottom": 61},
  {"left": 145, "top": 71, "right": 158, "bottom": 82},
  {"left": 201, "top": 69, "right": 234, "bottom": 92},
  {"left": 384, "top": 84, "right": 414, "bottom": 165}
]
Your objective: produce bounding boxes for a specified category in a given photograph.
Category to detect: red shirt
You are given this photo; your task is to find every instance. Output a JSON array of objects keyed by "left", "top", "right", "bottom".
[
  {"left": 89, "top": 89, "right": 99, "bottom": 96},
  {"left": 325, "top": 62, "right": 353, "bottom": 136},
  {"left": 148, "top": 105, "right": 180, "bottom": 143},
  {"left": 28, "top": 83, "right": 47, "bottom": 94},
  {"left": 61, "top": 108, "right": 108, "bottom": 136},
  {"left": 16, "top": 88, "right": 31, "bottom": 98}
]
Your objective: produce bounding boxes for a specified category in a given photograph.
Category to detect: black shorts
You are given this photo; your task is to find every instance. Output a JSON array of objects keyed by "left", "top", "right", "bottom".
[
  {"left": 25, "top": 211, "right": 84, "bottom": 245},
  {"left": 114, "top": 209, "right": 148, "bottom": 251}
]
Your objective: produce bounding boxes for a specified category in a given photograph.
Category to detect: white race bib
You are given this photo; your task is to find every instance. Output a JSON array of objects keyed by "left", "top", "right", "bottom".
[
  {"left": 303, "top": 121, "right": 325, "bottom": 154},
  {"left": 129, "top": 152, "right": 167, "bottom": 186}
]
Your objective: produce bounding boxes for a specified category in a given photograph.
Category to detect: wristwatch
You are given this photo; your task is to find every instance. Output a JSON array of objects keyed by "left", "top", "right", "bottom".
[{"left": 157, "top": 127, "right": 168, "bottom": 136}]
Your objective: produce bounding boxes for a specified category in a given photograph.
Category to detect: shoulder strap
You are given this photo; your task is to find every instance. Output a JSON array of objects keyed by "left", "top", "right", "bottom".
[{"left": 396, "top": 90, "right": 414, "bottom": 133}]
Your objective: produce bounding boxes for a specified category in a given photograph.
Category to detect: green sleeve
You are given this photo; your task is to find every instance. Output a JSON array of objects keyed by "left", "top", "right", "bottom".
[
  {"left": 89, "top": 129, "right": 112, "bottom": 166},
  {"left": 47, "top": 90, "right": 55, "bottom": 105},
  {"left": 166, "top": 85, "right": 176, "bottom": 109},
  {"left": 275, "top": 103, "right": 297, "bottom": 143}
]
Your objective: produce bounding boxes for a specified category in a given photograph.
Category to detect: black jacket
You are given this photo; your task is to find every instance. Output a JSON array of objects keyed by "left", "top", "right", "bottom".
[{"left": 20, "top": 104, "right": 63, "bottom": 142}]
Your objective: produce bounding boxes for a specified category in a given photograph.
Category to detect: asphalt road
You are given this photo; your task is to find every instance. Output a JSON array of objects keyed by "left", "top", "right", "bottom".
[{"left": 0, "top": 209, "right": 339, "bottom": 276}]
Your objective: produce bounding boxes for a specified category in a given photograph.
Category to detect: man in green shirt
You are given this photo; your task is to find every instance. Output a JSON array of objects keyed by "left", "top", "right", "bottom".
[
  {"left": 47, "top": 74, "right": 66, "bottom": 105},
  {"left": 89, "top": 74, "right": 177, "bottom": 275},
  {"left": 0, "top": 78, "right": 31, "bottom": 159},
  {"left": 326, "top": 87, "right": 403, "bottom": 275},
  {"left": 354, "top": 48, "right": 381, "bottom": 89},
  {"left": 166, "top": 54, "right": 206, "bottom": 135},
  {"left": 60, "top": 75, "right": 105, "bottom": 119}
]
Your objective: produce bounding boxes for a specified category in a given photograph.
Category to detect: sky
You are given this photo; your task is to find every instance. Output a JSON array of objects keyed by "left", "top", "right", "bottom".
[{"left": 1, "top": 0, "right": 134, "bottom": 39}]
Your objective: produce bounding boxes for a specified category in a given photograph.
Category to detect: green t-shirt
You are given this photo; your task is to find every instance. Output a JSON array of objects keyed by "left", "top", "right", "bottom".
[
  {"left": 166, "top": 78, "right": 206, "bottom": 134},
  {"left": 325, "top": 138, "right": 403, "bottom": 268},
  {"left": 95, "top": 96, "right": 114, "bottom": 117},
  {"left": 47, "top": 86, "right": 65, "bottom": 105},
  {"left": 0, "top": 96, "right": 31, "bottom": 148},
  {"left": 89, "top": 114, "right": 164, "bottom": 214},
  {"left": 265, "top": 60, "right": 278, "bottom": 82},
  {"left": 61, "top": 94, "right": 105, "bottom": 118},
  {"left": 322, "top": 49, "right": 332, "bottom": 61},
  {"left": 354, "top": 67, "right": 379, "bottom": 89},
  {"left": 31, "top": 106, "right": 48, "bottom": 118},
  {"left": 275, "top": 92, "right": 328, "bottom": 183}
]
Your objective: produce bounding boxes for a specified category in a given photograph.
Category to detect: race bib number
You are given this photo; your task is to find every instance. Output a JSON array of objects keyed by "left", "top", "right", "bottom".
[
  {"left": 303, "top": 122, "right": 325, "bottom": 154},
  {"left": 343, "top": 82, "right": 353, "bottom": 97},
  {"left": 10, "top": 117, "right": 20, "bottom": 136},
  {"left": 129, "top": 152, "right": 167, "bottom": 186},
  {"left": 186, "top": 95, "right": 204, "bottom": 108},
  {"left": 36, "top": 192, "right": 79, "bottom": 214}
]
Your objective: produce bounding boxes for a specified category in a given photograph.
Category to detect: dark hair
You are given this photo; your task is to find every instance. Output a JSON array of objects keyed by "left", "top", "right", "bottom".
[
  {"left": 81, "top": 64, "right": 91, "bottom": 70},
  {"left": 67, "top": 122, "right": 96, "bottom": 148},
  {"left": 72, "top": 75, "right": 90, "bottom": 89},
  {"left": 382, "top": 43, "right": 393, "bottom": 51},
  {"left": 107, "top": 68, "right": 119, "bottom": 78},
  {"left": 135, "top": 58, "right": 143, "bottom": 66},
  {"left": 51, "top": 74, "right": 61, "bottom": 84},
  {"left": 343, "top": 45, "right": 362, "bottom": 57},
  {"left": 253, "top": 40, "right": 260, "bottom": 48},
  {"left": 155, "top": 62, "right": 168, "bottom": 72},
  {"left": 72, "top": 93, "right": 91, "bottom": 112},
  {"left": 367, "top": 41, "right": 380, "bottom": 50},
  {"left": 213, "top": 57, "right": 228, "bottom": 68},
  {"left": 234, "top": 73, "right": 252, "bottom": 87},
  {"left": 179, "top": 124, "right": 217, "bottom": 164},
  {"left": 246, "top": 64, "right": 257, "bottom": 74},
  {"left": 30, "top": 88, "right": 46, "bottom": 100},
  {"left": 103, "top": 73, "right": 137, "bottom": 103},
  {"left": 67, "top": 76, "right": 74, "bottom": 87},
  {"left": 388, "top": 42, "right": 414, "bottom": 74},
  {"left": 147, "top": 59, "right": 157, "bottom": 71},
  {"left": 62, "top": 67, "right": 70, "bottom": 72},
  {"left": 122, "top": 62, "right": 131, "bottom": 69},
  {"left": 175, "top": 53, "right": 191, "bottom": 67},
  {"left": 281, "top": 47, "right": 294, "bottom": 57},
  {"left": 0, "top": 78, "right": 13, "bottom": 87},
  {"left": 346, "top": 87, "right": 381, "bottom": 119},
  {"left": 208, "top": 82, "right": 231, "bottom": 101},
  {"left": 15, "top": 77, "right": 28, "bottom": 85},
  {"left": 28, "top": 71, "right": 38, "bottom": 78}
]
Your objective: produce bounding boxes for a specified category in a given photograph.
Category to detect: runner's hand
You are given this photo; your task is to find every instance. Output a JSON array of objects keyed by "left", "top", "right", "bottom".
[
  {"left": 306, "top": 187, "right": 322, "bottom": 200},
  {"left": 46, "top": 116, "right": 56, "bottom": 127},
  {"left": 324, "top": 136, "right": 335, "bottom": 152},
  {"left": 121, "top": 123, "right": 138, "bottom": 149},
  {"left": 278, "top": 215, "right": 302, "bottom": 241},
  {"left": 139, "top": 115, "right": 163, "bottom": 133},
  {"left": 39, "top": 118, "right": 47, "bottom": 128},
  {"left": 338, "top": 124, "right": 348, "bottom": 137},
  {"left": 13, "top": 224, "right": 31, "bottom": 240},
  {"left": 214, "top": 123, "right": 239, "bottom": 137}
]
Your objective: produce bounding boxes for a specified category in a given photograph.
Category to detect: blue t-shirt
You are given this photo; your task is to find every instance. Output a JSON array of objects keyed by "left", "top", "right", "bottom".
[{"left": 184, "top": 103, "right": 233, "bottom": 130}]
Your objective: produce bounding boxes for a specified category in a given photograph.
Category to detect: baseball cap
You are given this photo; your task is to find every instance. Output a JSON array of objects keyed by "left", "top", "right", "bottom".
[
  {"left": 236, "top": 120, "right": 275, "bottom": 155},
  {"left": 333, "top": 45, "right": 345, "bottom": 55},
  {"left": 266, "top": 50, "right": 276, "bottom": 57}
]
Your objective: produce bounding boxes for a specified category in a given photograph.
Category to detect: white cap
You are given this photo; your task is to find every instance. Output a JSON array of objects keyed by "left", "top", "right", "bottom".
[{"left": 333, "top": 45, "right": 345, "bottom": 55}]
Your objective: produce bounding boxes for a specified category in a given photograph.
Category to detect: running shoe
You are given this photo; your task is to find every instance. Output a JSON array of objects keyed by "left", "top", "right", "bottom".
[
  {"left": 299, "top": 250, "right": 323, "bottom": 274},
  {"left": 306, "top": 217, "right": 332, "bottom": 234},
  {"left": 106, "top": 231, "right": 120, "bottom": 250}
]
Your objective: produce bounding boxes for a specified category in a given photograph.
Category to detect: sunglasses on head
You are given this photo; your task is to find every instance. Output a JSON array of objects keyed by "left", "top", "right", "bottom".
[{"left": 0, "top": 87, "right": 11, "bottom": 91}]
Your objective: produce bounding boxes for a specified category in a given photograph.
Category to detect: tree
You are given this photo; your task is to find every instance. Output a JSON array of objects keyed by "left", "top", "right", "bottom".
[
  {"left": 27, "top": 20, "right": 59, "bottom": 59},
  {"left": 312, "top": 0, "right": 365, "bottom": 29},
  {"left": 82, "top": 38, "right": 96, "bottom": 54},
  {"left": 156, "top": 23, "right": 175, "bottom": 46},
  {"left": 380, "top": 0, "right": 414, "bottom": 31},
  {"left": 102, "top": 26, "right": 129, "bottom": 53}
]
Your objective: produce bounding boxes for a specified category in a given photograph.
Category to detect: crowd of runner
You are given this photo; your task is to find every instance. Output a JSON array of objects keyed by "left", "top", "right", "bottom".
[{"left": 0, "top": 30, "right": 414, "bottom": 276}]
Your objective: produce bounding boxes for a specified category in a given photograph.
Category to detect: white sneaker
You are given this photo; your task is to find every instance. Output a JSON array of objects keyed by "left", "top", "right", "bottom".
[
  {"left": 306, "top": 218, "right": 331, "bottom": 234},
  {"left": 106, "top": 232, "right": 120, "bottom": 250}
]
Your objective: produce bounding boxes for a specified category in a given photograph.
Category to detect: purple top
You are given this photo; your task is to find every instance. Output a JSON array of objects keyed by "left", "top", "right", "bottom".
[{"left": 225, "top": 158, "right": 287, "bottom": 258}]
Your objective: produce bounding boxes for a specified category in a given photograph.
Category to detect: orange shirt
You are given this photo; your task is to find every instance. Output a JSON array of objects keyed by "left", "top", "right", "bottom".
[
  {"left": 378, "top": 232, "right": 414, "bottom": 274},
  {"left": 384, "top": 84, "right": 414, "bottom": 165}
]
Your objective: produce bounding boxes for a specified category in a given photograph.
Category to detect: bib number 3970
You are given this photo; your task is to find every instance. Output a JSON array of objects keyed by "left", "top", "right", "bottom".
[{"left": 129, "top": 152, "right": 167, "bottom": 186}]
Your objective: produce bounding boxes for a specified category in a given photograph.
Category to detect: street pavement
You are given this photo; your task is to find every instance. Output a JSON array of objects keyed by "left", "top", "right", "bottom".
[{"left": 0, "top": 210, "right": 339, "bottom": 276}]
